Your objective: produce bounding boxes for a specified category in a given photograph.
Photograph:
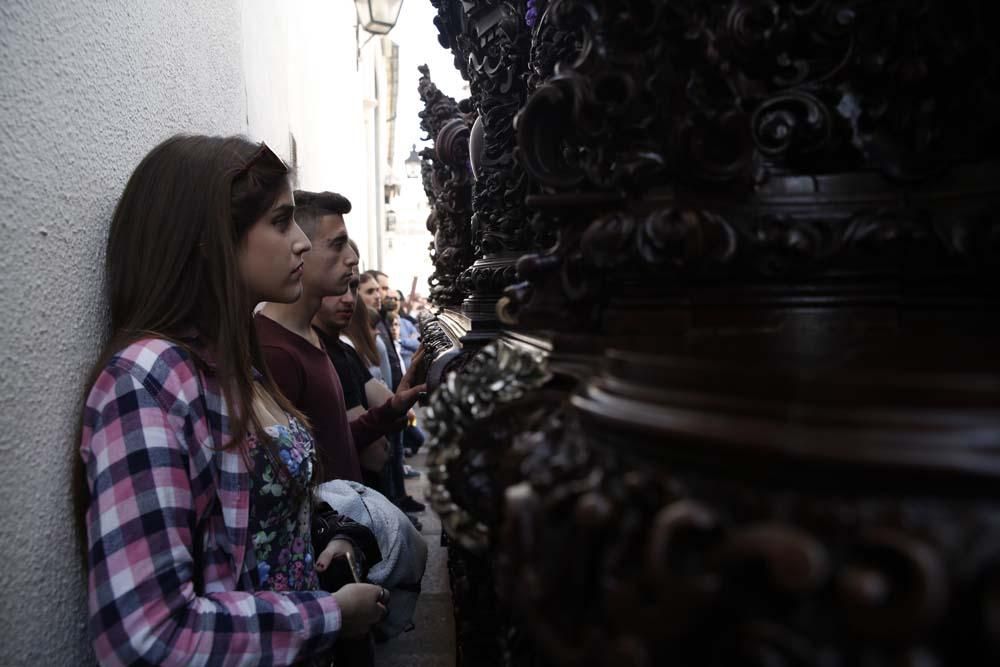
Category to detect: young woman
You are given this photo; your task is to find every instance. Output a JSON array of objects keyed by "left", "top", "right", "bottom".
[
  {"left": 78, "top": 135, "right": 385, "bottom": 666},
  {"left": 371, "top": 308, "right": 395, "bottom": 384},
  {"left": 341, "top": 285, "right": 392, "bottom": 387}
]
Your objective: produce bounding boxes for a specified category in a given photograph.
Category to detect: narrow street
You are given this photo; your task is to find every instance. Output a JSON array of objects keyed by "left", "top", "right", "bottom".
[{"left": 375, "top": 450, "right": 456, "bottom": 667}]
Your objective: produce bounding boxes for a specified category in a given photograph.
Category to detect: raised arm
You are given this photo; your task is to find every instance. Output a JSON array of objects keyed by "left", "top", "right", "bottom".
[{"left": 350, "top": 348, "right": 427, "bottom": 448}]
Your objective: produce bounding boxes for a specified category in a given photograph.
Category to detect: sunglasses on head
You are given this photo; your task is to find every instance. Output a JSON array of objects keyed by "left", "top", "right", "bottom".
[{"left": 236, "top": 142, "right": 284, "bottom": 177}]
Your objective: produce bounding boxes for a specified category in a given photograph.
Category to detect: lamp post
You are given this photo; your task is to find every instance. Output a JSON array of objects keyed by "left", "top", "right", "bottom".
[
  {"left": 404, "top": 144, "right": 421, "bottom": 179},
  {"left": 355, "top": 0, "right": 404, "bottom": 35}
]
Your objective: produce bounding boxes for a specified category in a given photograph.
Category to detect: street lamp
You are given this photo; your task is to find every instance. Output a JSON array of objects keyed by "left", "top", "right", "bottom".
[
  {"left": 355, "top": 0, "right": 404, "bottom": 35},
  {"left": 386, "top": 209, "right": 397, "bottom": 232},
  {"left": 404, "top": 144, "right": 421, "bottom": 178}
]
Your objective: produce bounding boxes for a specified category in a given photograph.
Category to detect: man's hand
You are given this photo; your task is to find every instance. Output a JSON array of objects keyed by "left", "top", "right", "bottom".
[
  {"left": 359, "top": 437, "right": 390, "bottom": 472},
  {"left": 390, "top": 346, "right": 428, "bottom": 416}
]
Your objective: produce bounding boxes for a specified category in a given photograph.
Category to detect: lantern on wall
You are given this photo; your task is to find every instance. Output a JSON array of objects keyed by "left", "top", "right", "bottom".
[
  {"left": 385, "top": 209, "right": 397, "bottom": 232},
  {"left": 355, "top": 0, "right": 404, "bottom": 35}
]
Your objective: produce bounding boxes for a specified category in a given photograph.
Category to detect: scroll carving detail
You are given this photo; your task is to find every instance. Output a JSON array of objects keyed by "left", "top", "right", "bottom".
[
  {"left": 419, "top": 64, "right": 475, "bottom": 307},
  {"left": 500, "top": 409, "right": 1000, "bottom": 666},
  {"left": 424, "top": 341, "right": 552, "bottom": 552}
]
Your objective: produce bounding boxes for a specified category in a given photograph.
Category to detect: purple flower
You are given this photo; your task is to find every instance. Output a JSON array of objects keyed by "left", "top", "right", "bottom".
[
  {"left": 278, "top": 548, "right": 291, "bottom": 565},
  {"left": 292, "top": 536, "right": 305, "bottom": 554},
  {"left": 526, "top": 0, "right": 540, "bottom": 28}
]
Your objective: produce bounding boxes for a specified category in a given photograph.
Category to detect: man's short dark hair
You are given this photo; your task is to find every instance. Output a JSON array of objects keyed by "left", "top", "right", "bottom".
[{"left": 293, "top": 190, "right": 352, "bottom": 239}]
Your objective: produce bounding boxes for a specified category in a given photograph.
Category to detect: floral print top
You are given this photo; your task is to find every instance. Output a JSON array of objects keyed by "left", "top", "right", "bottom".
[{"left": 247, "top": 416, "right": 320, "bottom": 592}]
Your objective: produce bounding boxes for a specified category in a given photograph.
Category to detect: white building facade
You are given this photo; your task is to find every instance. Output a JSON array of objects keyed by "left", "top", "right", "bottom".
[{"left": 0, "top": 1, "right": 400, "bottom": 662}]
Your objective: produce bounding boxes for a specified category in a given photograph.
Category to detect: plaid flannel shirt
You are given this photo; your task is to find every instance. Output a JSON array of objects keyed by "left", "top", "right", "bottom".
[{"left": 81, "top": 338, "right": 341, "bottom": 666}]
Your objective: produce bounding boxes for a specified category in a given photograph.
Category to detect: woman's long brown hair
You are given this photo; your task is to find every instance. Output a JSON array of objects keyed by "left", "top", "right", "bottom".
[
  {"left": 343, "top": 273, "right": 382, "bottom": 366},
  {"left": 74, "top": 135, "right": 303, "bottom": 561}
]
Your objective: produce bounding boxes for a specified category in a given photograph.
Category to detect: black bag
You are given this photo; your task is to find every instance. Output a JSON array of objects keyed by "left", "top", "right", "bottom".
[
  {"left": 311, "top": 502, "right": 383, "bottom": 667},
  {"left": 310, "top": 501, "right": 383, "bottom": 592}
]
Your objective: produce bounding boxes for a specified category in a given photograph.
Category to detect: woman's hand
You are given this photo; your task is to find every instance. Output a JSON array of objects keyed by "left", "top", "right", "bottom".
[
  {"left": 331, "top": 583, "right": 389, "bottom": 637},
  {"left": 315, "top": 538, "right": 356, "bottom": 573}
]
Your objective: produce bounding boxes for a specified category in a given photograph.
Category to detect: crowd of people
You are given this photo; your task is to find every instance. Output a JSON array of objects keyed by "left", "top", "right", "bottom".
[{"left": 77, "top": 136, "right": 435, "bottom": 666}]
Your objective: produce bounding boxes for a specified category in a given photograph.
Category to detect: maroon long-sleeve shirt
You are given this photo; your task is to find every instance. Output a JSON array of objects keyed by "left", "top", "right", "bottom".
[{"left": 255, "top": 313, "right": 402, "bottom": 484}]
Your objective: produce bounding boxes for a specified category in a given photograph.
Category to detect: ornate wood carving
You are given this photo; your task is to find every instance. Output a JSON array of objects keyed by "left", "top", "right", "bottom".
[
  {"left": 418, "top": 64, "right": 475, "bottom": 309},
  {"left": 417, "top": 1, "right": 1000, "bottom": 666},
  {"left": 516, "top": 0, "right": 1000, "bottom": 192},
  {"left": 418, "top": 10, "right": 538, "bottom": 659},
  {"left": 425, "top": 340, "right": 552, "bottom": 552},
  {"left": 428, "top": 0, "right": 537, "bottom": 337},
  {"left": 421, "top": 334, "right": 558, "bottom": 667},
  {"left": 506, "top": 0, "right": 1000, "bottom": 334},
  {"left": 500, "top": 353, "right": 1000, "bottom": 666}
]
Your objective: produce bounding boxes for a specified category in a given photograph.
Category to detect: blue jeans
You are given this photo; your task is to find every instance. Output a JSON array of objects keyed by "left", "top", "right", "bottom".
[{"left": 403, "top": 424, "right": 425, "bottom": 455}]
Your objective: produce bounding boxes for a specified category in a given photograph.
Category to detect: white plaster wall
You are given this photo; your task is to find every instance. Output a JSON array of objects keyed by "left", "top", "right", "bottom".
[
  {"left": 289, "top": 0, "right": 377, "bottom": 264},
  {"left": 242, "top": 0, "right": 291, "bottom": 159},
  {"left": 243, "top": 0, "right": 378, "bottom": 265},
  {"left": 0, "top": 1, "right": 246, "bottom": 663},
  {"left": 362, "top": 40, "right": 388, "bottom": 272}
]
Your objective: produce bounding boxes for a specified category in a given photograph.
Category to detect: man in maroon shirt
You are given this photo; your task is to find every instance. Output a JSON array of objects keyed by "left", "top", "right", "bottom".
[{"left": 255, "top": 190, "right": 426, "bottom": 484}]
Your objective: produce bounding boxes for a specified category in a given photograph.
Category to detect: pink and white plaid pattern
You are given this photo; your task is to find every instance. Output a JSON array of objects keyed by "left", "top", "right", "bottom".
[{"left": 81, "top": 338, "right": 341, "bottom": 666}]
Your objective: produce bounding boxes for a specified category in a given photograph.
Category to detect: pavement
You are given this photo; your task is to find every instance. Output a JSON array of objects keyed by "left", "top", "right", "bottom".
[{"left": 374, "top": 450, "right": 456, "bottom": 667}]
